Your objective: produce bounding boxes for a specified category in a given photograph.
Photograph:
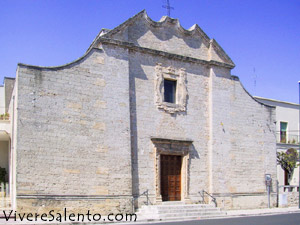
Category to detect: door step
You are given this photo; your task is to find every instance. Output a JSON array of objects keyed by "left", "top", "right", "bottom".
[
  {"left": 136, "top": 203, "right": 226, "bottom": 222},
  {"left": 162, "top": 201, "right": 185, "bottom": 205}
]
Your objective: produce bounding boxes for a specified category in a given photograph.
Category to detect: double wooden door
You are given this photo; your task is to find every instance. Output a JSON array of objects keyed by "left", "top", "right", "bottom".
[{"left": 160, "top": 155, "right": 182, "bottom": 201}]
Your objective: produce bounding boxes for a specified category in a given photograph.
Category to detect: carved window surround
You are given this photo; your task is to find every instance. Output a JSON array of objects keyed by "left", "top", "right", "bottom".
[{"left": 155, "top": 64, "right": 188, "bottom": 114}]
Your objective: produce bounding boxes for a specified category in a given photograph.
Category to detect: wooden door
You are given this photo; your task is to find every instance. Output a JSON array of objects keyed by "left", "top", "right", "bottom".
[{"left": 160, "top": 155, "right": 182, "bottom": 201}]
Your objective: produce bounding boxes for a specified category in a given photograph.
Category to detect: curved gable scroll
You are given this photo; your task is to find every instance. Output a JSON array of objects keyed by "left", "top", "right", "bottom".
[{"left": 90, "top": 10, "right": 235, "bottom": 68}]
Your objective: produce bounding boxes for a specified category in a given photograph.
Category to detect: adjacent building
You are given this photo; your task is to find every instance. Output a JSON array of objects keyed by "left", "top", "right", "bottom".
[
  {"left": 255, "top": 97, "right": 299, "bottom": 190},
  {"left": 0, "top": 77, "right": 15, "bottom": 210}
]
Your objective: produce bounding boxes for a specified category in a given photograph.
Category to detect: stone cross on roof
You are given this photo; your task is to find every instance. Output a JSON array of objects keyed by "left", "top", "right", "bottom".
[{"left": 162, "top": 0, "right": 174, "bottom": 17}]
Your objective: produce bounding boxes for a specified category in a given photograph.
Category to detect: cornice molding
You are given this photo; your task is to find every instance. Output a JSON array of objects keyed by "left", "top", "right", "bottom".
[{"left": 99, "top": 37, "right": 235, "bottom": 69}]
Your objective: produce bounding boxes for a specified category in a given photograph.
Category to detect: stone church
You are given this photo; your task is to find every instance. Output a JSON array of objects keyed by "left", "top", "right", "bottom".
[{"left": 1, "top": 10, "right": 277, "bottom": 214}]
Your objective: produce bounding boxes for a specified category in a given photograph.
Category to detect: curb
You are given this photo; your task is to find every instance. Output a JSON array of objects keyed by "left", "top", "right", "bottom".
[{"left": 1, "top": 208, "right": 300, "bottom": 224}]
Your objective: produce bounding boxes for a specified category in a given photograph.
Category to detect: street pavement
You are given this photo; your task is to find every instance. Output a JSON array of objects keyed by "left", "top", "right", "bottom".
[
  {"left": 1, "top": 207, "right": 300, "bottom": 224},
  {"left": 134, "top": 213, "right": 300, "bottom": 225}
]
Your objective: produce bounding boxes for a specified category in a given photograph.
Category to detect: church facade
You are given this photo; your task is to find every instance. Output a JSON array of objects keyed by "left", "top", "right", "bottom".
[{"left": 3, "top": 11, "right": 277, "bottom": 214}]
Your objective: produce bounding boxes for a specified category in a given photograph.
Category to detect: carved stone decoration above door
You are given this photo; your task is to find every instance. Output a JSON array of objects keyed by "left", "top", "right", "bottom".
[{"left": 154, "top": 64, "right": 188, "bottom": 114}]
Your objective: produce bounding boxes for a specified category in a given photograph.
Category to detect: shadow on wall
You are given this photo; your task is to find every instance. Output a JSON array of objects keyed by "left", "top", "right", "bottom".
[{"left": 128, "top": 17, "right": 204, "bottom": 50}]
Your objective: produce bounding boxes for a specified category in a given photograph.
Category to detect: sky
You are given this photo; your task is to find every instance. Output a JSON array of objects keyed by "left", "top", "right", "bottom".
[{"left": 0, "top": 0, "right": 299, "bottom": 103}]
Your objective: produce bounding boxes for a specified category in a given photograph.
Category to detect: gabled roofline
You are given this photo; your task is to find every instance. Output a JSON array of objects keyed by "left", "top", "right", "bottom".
[
  {"left": 254, "top": 96, "right": 299, "bottom": 107},
  {"left": 1, "top": 77, "right": 15, "bottom": 85},
  {"left": 210, "top": 39, "right": 235, "bottom": 67},
  {"left": 142, "top": 13, "right": 211, "bottom": 43},
  {"left": 18, "top": 11, "right": 235, "bottom": 71},
  {"left": 96, "top": 10, "right": 212, "bottom": 41},
  {"left": 86, "top": 10, "right": 146, "bottom": 53},
  {"left": 231, "top": 76, "right": 275, "bottom": 109},
  {"left": 4, "top": 77, "right": 15, "bottom": 80},
  {"left": 87, "top": 10, "right": 235, "bottom": 68},
  {"left": 18, "top": 48, "right": 103, "bottom": 71}
]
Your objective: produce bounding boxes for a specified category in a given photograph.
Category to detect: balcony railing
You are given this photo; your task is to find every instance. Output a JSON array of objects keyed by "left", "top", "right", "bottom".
[
  {"left": 277, "top": 132, "right": 299, "bottom": 145},
  {"left": 278, "top": 185, "right": 299, "bottom": 193}
]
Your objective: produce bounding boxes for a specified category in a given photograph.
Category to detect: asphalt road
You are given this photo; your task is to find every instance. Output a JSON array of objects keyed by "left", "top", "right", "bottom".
[{"left": 135, "top": 213, "right": 300, "bottom": 225}]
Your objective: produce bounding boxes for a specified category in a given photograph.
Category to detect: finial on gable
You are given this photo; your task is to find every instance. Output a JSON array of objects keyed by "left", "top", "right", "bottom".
[{"left": 162, "top": 0, "right": 174, "bottom": 17}]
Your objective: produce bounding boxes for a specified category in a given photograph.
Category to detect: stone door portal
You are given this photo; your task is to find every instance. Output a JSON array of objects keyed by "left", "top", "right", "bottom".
[{"left": 160, "top": 155, "right": 182, "bottom": 201}]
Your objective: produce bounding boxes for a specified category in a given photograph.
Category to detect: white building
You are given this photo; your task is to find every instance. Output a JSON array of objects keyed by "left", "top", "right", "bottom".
[
  {"left": 255, "top": 96, "right": 300, "bottom": 189},
  {"left": 0, "top": 85, "right": 5, "bottom": 115},
  {"left": 0, "top": 77, "right": 15, "bottom": 210}
]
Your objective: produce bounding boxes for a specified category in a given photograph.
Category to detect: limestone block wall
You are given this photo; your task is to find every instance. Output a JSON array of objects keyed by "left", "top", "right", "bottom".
[
  {"left": 209, "top": 66, "right": 277, "bottom": 209},
  {"left": 279, "top": 192, "right": 299, "bottom": 207},
  {"left": 11, "top": 11, "right": 277, "bottom": 212},
  {"left": 129, "top": 50, "right": 211, "bottom": 203},
  {"left": 129, "top": 50, "right": 276, "bottom": 209},
  {"left": 127, "top": 17, "right": 210, "bottom": 61},
  {"left": 287, "top": 192, "right": 298, "bottom": 207},
  {"left": 15, "top": 45, "right": 132, "bottom": 214}
]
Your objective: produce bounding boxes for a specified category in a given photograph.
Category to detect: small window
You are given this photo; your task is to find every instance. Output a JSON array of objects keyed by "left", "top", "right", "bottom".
[
  {"left": 164, "top": 79, "right": 176, "bottom": 103},
  {"left": 280, "top": 122, "right": 287, "bottom": 143}
]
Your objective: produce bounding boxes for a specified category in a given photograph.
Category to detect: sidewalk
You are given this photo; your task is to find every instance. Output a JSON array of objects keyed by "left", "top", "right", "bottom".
[
  {"left": 1, "top": 207, "right": 300, "bottom": 224},
  {"left": 226, "top": 206, "right": 300, "bottom": 218}
]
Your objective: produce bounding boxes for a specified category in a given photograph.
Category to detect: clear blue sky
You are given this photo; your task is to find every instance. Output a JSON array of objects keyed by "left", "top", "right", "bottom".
[{"left": 1, "top": 0, "right": 299, "bottom": 103}]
